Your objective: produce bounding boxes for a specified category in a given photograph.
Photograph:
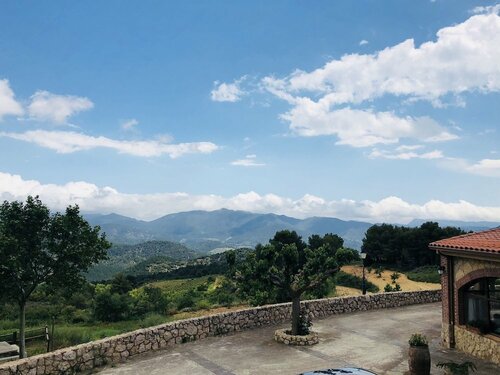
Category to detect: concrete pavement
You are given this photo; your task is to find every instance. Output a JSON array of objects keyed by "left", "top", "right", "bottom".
[{"left": 97, "top": 303, "right": 499, "bottom": 375}]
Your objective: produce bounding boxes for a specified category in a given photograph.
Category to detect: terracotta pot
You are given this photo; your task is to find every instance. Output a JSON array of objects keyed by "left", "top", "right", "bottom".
[{"left": 408, "top": 345, "right": 430, "bottom": 375}]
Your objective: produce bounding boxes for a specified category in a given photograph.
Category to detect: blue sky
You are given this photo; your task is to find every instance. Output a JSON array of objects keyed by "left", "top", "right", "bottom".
[{"left": 0, "top": 1, "right": 499, "bottom": 223}]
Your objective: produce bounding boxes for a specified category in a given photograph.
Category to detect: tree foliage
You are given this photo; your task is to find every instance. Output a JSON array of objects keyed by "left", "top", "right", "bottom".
[
  {"left": 361, "top": 222, "right": 465, "bottom": 269},
  {"left": 233, "top": 230, "right": 350, "bottom": 335},
  {"left": 0, "top": 196, "right": 110, "bottom": 357}
]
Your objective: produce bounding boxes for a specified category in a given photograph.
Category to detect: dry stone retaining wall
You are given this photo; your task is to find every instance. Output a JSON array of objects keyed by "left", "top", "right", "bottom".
[{"left": 0, "top": 290, "right": 440, "bottom": 375}]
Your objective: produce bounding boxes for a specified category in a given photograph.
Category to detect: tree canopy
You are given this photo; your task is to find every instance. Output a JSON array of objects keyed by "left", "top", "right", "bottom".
[
  {"left": 232, "top": 230, "right": 355, "bottom": 335},
  {"left": 361, "top": 222, "right": 466, "bottom": 269},
  {"left": 0, "top": 196, "right": 110, "bottom": 357}
]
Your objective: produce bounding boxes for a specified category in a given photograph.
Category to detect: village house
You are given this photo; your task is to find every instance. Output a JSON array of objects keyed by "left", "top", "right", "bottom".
[{"left": 429, "top": 228, "right": 500, "bottom": 364}]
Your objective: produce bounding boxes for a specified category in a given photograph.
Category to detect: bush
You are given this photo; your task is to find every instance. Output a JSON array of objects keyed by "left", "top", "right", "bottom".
[
  {"left": 436, "top": 361, "right": 477, "bottom": 375},
  {"left": 406, "top": 265, "right": 441, "bottom": 284},
  {"left": 176, "top": 290, "right": 197, "bottom": 310},
  {"left": 409, "top": 333, "right": 428, "bottom": 347},
  {"left": 93, "top": 291, "right": 130, "bottom": 322},
  {"left": 335, "top": 271, "right": 379, "bottom": 293},
  {"left": 390, "top": 272, "right": 400, "bottom": 284}
]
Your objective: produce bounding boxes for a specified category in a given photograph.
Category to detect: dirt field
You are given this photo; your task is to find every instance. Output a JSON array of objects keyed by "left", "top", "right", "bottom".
[{"left": 340, "top": 265, "right": 441, "bottom": 294}]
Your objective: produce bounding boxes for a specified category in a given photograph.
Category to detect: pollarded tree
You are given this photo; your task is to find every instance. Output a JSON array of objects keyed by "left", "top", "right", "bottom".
[
  {"left": 234, "top": 230, "right": 346, "bottom": 335},
  {"left": 0, "top": 196, "right": 110, "bottom": 358}
]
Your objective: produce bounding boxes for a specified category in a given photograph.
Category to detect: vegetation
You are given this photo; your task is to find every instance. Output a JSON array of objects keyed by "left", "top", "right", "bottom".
[
  {"left": 86, "top": 241, "right": 200, "bottom": 281},
  {"left": 362, "top": 222, "right": 465, "bottom": 270},
  {"left": 408, "top": 333, "right": 428, "bottom": 347},
  {"left": 436, "top": 361, "right": 477, "bottom": 375},
  {"left": 335, "top": 271, "right": 379, "bottom": 293},
  {"left": 384, "top": 283, "right": 401, "bottom": 292},
  {"left": 231, "top": 231, "right": 358, "bottom": 335},
  {"left": 406, "top": 265, "right": 441, "bottom": 284},
  {"left": 0, "top": 196, "right": 110, "bottom": 358}
]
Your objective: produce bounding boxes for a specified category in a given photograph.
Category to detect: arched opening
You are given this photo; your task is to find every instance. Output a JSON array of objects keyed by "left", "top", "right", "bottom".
[{"left": 460, "top": 277, "right": 500, "bottom": 336}]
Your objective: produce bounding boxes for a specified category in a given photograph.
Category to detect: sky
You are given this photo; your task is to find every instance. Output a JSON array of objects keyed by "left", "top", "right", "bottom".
[{"left": 0, "top": 0, "right": 499, "bottom": 224}]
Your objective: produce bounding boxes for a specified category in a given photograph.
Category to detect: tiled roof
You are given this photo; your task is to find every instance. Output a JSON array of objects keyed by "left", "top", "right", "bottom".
[{"left": 429, "top": 227, "right": 500, "bottom": 254}]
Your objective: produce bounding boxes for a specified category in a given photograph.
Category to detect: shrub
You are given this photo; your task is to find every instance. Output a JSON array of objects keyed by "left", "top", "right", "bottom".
[
  {"left": 436, "top": 361, "right": 477, "bottom": 375},
  {"left": 390, "top": 272, "right": 400, "bottom": 284},
  {"left": 335, "top": 271, "right": 379, "bottom": 293},
  {"left": 406, "top": 265, "right": 441, "bottom": 284},
  {"left": 384, "top": 284, "right": 394, "bottom": 292},
  {"left": 93, "top": 291, "right": 130, "bottom": 322},
  {"left": 409, "top": 333, "right": 428, "bottom": 347}
]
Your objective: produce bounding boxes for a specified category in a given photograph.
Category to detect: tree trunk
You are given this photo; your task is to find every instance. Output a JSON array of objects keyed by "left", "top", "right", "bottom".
[
  {"left": 19, "top": 302, "right": 27, "bottom": 358},
  {"left": 291, "top": 295, "right": 301, "bottom": 335}
]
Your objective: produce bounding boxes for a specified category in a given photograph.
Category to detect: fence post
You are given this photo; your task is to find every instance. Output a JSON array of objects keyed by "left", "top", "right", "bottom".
[
  {"left": 12, "top": 331, "right": 17, "bottom": 345},
  {"left": 45, "top": 325, "right": 50, "bottom": 353}
]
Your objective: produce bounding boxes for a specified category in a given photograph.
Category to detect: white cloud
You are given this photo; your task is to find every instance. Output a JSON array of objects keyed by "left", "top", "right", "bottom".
[
  {"left": 467, "top": 159, "right": 500, "bottom": 177},
  {"left": 439, "top": 157, "right": 500, "bottom": 177},
  {"left": 280, "top": 12, "right": 500, "bottom": 103},
  {"left": 28, "top": 91, "right": 94, "bottom": 123},
  {"left": 231, "top": 154, "right": 265, "bottom": 167},
  {"left": 359, "top": 39, "right": 369, "bottom": 46},
  {"left": 121, "top": 118, "right": 139, "bottom": 131},
  {"left": 281, "top": 105, "right": 457, "bottom": 147},
  {"left": 369, "top": 148, "right": 444, "bottom": 160},
  {"left": 0, "top": 79, "right": 24, "bottom": 119},
  {"left": 1, "top": 172, "right": 499, "bottom": 223},
  {"left": 211, "top": 78, "right": 246, "bottom": 102},
  {"left": 0, "top": 130, "right": 218, "bottom": 158},
  {"left": 231, "top": 12, "right": 500, "bottom": 148},
  {"left": 470, "top": 4, "right": 500, "bottom": 15}
]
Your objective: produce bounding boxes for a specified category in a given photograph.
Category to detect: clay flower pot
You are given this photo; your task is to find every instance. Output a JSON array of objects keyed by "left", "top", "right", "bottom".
[{"left": 408, "top": 345, "right": 430, "bottom": 375}]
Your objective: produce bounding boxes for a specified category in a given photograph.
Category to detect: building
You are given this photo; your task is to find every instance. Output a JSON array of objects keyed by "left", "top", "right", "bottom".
[{"left": 429, "top": 228, "right": 500, "bottom": 364}]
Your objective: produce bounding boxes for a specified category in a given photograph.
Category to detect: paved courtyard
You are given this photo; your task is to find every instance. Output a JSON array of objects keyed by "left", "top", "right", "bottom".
[{"left": 98, "top": 303, "right": 499, "bottom": 375}]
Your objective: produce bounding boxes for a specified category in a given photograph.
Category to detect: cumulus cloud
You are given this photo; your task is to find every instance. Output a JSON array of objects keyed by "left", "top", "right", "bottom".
[
  {"left": 280, "top": 105, "right": 457, "bottom": 147},
  {"left": 121, "top": 118, "right": 139, "bottom": 131},
  {"left": 277, "top": 12, "right": 500, "bottom": 103},
  {"left": 359, "top": 39, "right": 369, "bottom": 46},
  {"left": 0, "top": 130, "right": 218, "bottom": 158},
  {"left": 0, "top": 79, "right": 24, "bottom": 119},
  {"left": 28, "top": 91, "right": 94, "bottom": 123},
  {"left": 211, "top": 77, "right": 246, "bottom": 102},
  {"left": 221, "top": 12, "right": 500, "bottom": 148},
  {"left": 231, "top": 154, "right": 265, "bottom": 167},
  {"left": 1, "top": 172, "right": 499, "bottom": 223},
  {"left": 368, "top": 147, "right": 444, "bottom": 160},
  {"left": 441, "top": 158, "right": 500, "bottom": 177}
]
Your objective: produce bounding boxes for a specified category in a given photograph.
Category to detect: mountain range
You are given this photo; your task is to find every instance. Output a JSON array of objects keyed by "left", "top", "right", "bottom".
[
  {"left": 84, "top": 209, "right": 372, "bottom": 251},
  {"left": 84, "top": 209, "right": 499, "bottom": 253}
]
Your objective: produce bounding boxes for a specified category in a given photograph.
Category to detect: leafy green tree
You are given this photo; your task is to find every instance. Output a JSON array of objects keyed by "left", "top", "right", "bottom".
[
  {"left": 110, "top": 273, "right": 133, "bottom": 294},
  {"left": 93, "top": 287, "right": 130, "bottom": 322},
  {"left": 362, "top": 222, "right": 465, "bottom": 269},
  {"left": 234, "top": 230, "right": 343, "bottom": 335},
  {"left": 130, "top": 286, "right": 169, "bottom": 316},
  {"left": 0, "top": 196, "right": 110, "bottom": 357}
]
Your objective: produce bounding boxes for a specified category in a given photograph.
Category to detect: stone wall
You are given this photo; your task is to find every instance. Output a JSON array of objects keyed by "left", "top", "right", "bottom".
[
  {"left": 454, "top": 326, "right": 500, "bottom": 365},
  {"left": 0, "top": 290, "right": 440, "bottom": 375}
]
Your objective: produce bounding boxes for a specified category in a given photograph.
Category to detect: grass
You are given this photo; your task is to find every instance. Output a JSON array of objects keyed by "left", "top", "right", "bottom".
[{"left": 406, "top": 265, "right": 441, "bottom": 284}]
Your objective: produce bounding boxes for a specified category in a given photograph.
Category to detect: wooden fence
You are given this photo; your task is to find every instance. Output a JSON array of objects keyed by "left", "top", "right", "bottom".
[{"left": 0, "top": 326, "right": 48, "bottom": 345}]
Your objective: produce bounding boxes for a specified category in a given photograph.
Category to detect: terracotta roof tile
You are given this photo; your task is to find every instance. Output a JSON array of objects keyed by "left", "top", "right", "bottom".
[{"left": 429, "top": 227, "right": 500, "bottom": 254}]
